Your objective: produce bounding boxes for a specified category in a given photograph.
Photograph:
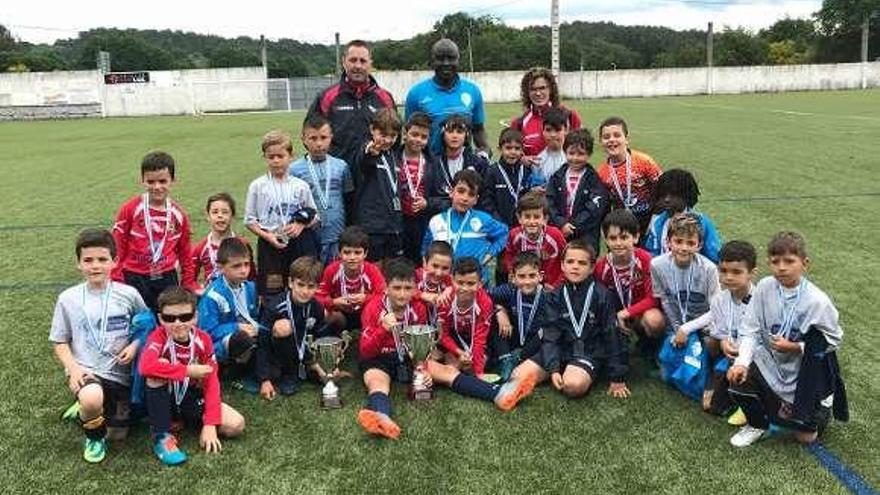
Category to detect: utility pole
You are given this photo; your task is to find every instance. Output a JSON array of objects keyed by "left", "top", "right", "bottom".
[
  {"left": 467, "top": 25, "right": 475, "bottom": 73},
  {"left": 260, "top": 34, "right": 268, "bottom": 78},
  {"left": 861, "top": 15, "right": 869, "bottom": 89},
  {"left": 335, "top": 32, "right": 341, "bottom": 77},
  {"left": 551, "top": 0, "right": 560, "bottom": 76},
  {"left": 706, "top": 22, "right": 714, "bottom": 95}
]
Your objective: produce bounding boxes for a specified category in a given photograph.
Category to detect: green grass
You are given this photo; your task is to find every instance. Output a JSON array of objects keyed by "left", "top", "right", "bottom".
[{"left": 1, "top": 89, "right": 878, "bottom": 493}]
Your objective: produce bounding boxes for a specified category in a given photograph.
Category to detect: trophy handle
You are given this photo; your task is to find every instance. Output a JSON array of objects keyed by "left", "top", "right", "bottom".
[
  {"left": 305, "top": 334, "right": 315, "bottom": 353},
  {"left": 339, "top": 331, "right": 352, "bottom": 355}
]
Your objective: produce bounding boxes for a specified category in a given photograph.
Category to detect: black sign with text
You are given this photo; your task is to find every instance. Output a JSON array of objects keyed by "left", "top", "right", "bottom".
[{"left": 104, "top": 72, "right": 150, "bottom": 84}]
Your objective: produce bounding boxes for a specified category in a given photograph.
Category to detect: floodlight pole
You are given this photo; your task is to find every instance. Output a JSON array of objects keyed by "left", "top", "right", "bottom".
[{"left": 551, "top": 0, "right": 560, "bottom": 77}]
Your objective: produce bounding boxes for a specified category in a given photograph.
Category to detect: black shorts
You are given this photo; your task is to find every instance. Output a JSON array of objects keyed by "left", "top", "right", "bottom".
[
  {"left": 401, "top": 215, "right": 427, "bottom": 264},
  {"left": 529, "top": 352, "right": 599, "bottom": 381},
  {"left": 256, "top": 230, "right": 320, "bottom": 295},
  {"left": 359, "top": 353, "right": 412, "bottom": 383},
  {"left": 366, "top": 233, "right": 403, "bottom": 262},
  {"left": 173, "top": 387, "right": 207, "bottom": 429},
  {"left": 124, "top": 270, "right": 178, "bottom": 312},
  {"left": 77, "top": 375, "right": 131, "bottom": 428}
]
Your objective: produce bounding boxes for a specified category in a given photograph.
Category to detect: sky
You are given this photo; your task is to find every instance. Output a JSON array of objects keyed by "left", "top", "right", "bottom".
[{"left": 2, "top": 0, "right": 823, "bottom": 45}]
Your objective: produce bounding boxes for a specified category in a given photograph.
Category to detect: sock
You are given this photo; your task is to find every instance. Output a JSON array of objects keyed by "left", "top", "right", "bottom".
[
  {"left": 145, "top": 385, "right": 173, "bottom": 439},
  {"left": 451, "top": 374, "right": 500, "bottom": 403},
  {"left": 729, "top": 389, "right": 770, "bottom": 430},
  {"left": 366, "top": 392, "right": 392, "bottom": 417},
  {"left": 272, "top": 335, "right": 296, "bottom": 373},
  {"left": 80, "top": 414, "right": 106, "bottom": 441}
]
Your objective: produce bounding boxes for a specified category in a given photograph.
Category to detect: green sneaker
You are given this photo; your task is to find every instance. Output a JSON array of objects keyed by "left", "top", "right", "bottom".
[
  {"left": 83, "top": 437, "right": 107, "bottom": 463},
  {"left": 61, "top": 401, "right": 81, "bottom": 423}
]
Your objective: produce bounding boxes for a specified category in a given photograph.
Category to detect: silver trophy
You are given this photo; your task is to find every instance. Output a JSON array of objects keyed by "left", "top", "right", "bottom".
[
  {"left": 274, "top": 225, "right": 289, "bottom": 247},
  {"left": 307, "top": 333, "right": 351, "bottom": 409},
  {"left": 401, "top": 324, "right": 438, "bottom": 401}
]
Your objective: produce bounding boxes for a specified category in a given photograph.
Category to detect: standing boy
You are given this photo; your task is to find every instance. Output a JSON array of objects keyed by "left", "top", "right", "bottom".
[
  {"left": 425, "top": 114, "right": 489, "bottom": 215},
  {"left": 50, "top": 229, "right": 148, "bottom": 463},
  {"left": 112, "top": 151, "right": 196, "bottom": 311},
  {"left": 480, "top": 128, "right": 543, "bottom": 228},
  {"left": 397, "top": 112, "right": 439, "bottom": 263},
  {"left": 535, "top": 107, "right": 570, "bottom": 181},
  {"left": 186, "top": 192, "right": 253, "bottom": 295}
]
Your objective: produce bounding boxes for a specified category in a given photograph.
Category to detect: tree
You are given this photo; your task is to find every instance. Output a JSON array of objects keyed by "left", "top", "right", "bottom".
[
  {"left": 816, "top": 0, "right": 880, "bottom": 35},
  {"left": 715, "top": 28, "right": 769, "bottom": 66}
]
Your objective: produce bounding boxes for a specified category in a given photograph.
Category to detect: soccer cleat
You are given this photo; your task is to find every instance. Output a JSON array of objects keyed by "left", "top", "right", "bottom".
[
  {"left": 83, "top": 437, "right": 107, "bottom": 463},
  {"left": 730, "top": 425, "right": 768, "bottom": 447},
  {"left": 61, "top": 401, "right": 81, "bottom": 423},
  {"left": 357, "top": 409, "right": 401, "bottom": 440},
  {"left": 153, "top": 433, "right": 187, "bottom": 466},
  {"left": 498, "top": 354, "right": 517, "bottom": 382},
  {"left": 277, "top": 375, "right": 299, "bottom": 396},
  {"left": 494, "top": 372, "right": 537, "bottom": 412},
  {"left": 727, "top": 408, "right": 747, "bottom": 427}
]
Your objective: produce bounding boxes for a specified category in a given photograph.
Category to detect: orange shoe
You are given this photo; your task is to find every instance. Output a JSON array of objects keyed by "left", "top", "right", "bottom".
[
  {"left": 357, "top": 409, "right": 401, "bottom": 440},
  {"left": 494, "top": 372, "right": 537, "bottom": 412}
]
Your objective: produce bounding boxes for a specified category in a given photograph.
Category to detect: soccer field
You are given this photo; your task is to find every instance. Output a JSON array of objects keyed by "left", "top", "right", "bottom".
[{"left": 1, "top": 89, "right": 878, "bottom": 493}]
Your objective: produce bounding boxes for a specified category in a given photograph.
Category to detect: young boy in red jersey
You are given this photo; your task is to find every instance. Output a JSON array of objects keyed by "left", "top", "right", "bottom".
[
  {"left": 597, "top": 116, "right": 662, "bottom": 236},
  {"left": 140, "top": 287, "right": 245, "bottom": 465},
  {"left": 186, "top": 192, "right": 253, "bottom": 296},
  {"left": 415, "top": 241, "right": 454, "bottom": 326},
  {"left": 356, "top": 257, "right": 429, "bottom": 440},
  {"left": 112, "top": 151, "right": 197, "bottom": 311},
  {"left": 398, "top": 112, "right": 439, "bottom": 264},
  {"left": 315, "top": 226, "right": 386, "bottom": 331},
  {"left": 503, "top": 191, "right": 567, "bottom": 288},
  {"left": 546, "top": 129, "right": 610, "bottom": 254}
]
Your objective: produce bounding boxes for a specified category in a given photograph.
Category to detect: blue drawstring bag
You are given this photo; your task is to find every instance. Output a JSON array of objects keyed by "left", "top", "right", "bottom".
[
  {"left": 658, "top": 332, "right": 709, "bottom": 401},
  {"left": 129, "top": 309, "right": 158, "bottom": 416}
]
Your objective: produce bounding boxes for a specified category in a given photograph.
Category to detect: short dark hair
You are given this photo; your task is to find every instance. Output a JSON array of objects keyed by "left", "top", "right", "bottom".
[
  {"left": 516, "top": 190, "right": 549, "bottom": 215},
  {"left": 405, "top": 112, "right": 432, "bottom": 131},
  {"left": 75, "top": 228, "right": 116, "bottom": 260},
  {"left": 303, "top": 113, "right": 331, "bottom": 133},
  {"left": 216, "top": 237, "right": 251, "bottom": 265},
  {"left": 141, "top": 151, "right": 175, "bottom": 179},
  {"left": 442, "top": 114, "right": 470, "bottom": 133},
  {"left": 599, "top": 116, "right": 629, "bottom": 137},
  {"left": 720, "top": 240, "right": 757, "bottom": 270},
  {"left": 666, "top": 212, "right": 704, "bottom": 241},
  {"left": 563, "top": 238, "right": 596, "bottom": 264},
  {"left": 339, "top": 226, "right": 370, "bottom": 251},
  {"left": 370, "top": 108, "right": 402, "bottom": 135},
  {"left": 425, "top": 241, "right": 453, "bottom": 262},
  {"left": 157, "top": 286, "right": 197, "bottom": 312},
  {"left": 206, "top": 192, "right": 236, "bottom": 216},
  {"left": 451, "top": 169, "right": 482, "bottom": 195},
  {"left": 652, "top": 168, "right": 701, "bottom": 209},
  {"left": 601, "top": 208, "right": 640, "bottom": 237},
  {"left": 384, "top": 257, "right": 416, "bottom": 283},
  {"left": 498, "top": 127, "right": 523, "bottom": 147},
  {"left": 512, "top": 251, "right": 541, "bottom": 272},
  {"left": 542, "top": 107, "right": 570, "bottom": 131},
  {"left": 289, "top": 256, "right": 323, "bottom": 284},
  {"left": 346, "top": 39, "right": 372, "bottom": 55},
  {"left": 767, "top": 231, "right": 808, "bottom": 259},
  {"left": 563, "top": 128, "right": 594, "bottom": 155},
  {"left": 453, "top": 256, "right": 481, "bottom": 277}
]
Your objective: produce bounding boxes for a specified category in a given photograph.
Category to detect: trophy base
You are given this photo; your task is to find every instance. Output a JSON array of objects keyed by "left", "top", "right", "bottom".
[
  {"left": 321, "top": 396, "right": 343, "bottom": 409},
  {"left": 408, "top": 386, "right": 434, "bottom": 402}
]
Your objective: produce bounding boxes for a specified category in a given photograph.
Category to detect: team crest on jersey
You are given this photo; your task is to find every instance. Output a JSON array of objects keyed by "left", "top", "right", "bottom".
[
  {"left": 461, "top": 92, "right": 472, "bottom": 107},
  {"left": 469, "top": 217, "right": 482, "bottom": 232}
]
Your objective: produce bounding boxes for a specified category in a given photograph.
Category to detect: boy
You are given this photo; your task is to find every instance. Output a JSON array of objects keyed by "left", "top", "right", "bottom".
[
  {"left": 245, "top": 130, "right": 320, "bottom": 296},
  {"left": 355, "top": 108, "right": 405, "bottom": 262},
  {"left": 491, "top": 252, "right": 546, "bottom": 381},
  {"left": 727, "top": 232, "right": 846, "bottom": 447},
  {"left": 435, "top": 257, "right": 494, "bottom": 377},
  {"left": 503, "top": 191, "right": 567, "bottom": 288},
  {"left": 50, "top": 229, "right": 148, "bottom": 463},
  {"left": 257, "top": 256, "right": 330, "bottom": 400},
  {"left": 315, "top": 226, "right": 386, "bottom": 331},
  {"left": 112, "top": 151, "right": 197, "bottom": 311},
  {"left": 596, "top": 116, "right": 662, "bottom": 236},
  {"left": 397, "top": 112, "right": 438, "bottom": 263},
  {"left": 480, "top": 128, "right": 543, "bottom": 228},
  {"left": 356, "top": 257, "right": 429, "bottom": 440},
  {"left": 186, "top": 192, "right": 254, "bottom": 295},
  {"left": 546, "top": 128, "right": 610, "bottom": 254},
  {"left": 535, "top": 107, "right": 569, "bottom": 181},
  {"left": 423, "top": 169, "right": 508, "bottom": 285},
  {"left": 140, "top": 287, "right": 245, "bottom": 465},
  {"left": 415, "top": 240, "right": 454, "bottom": 325},
  {"left": 676, "top": 240, "right": 756, "bottom": 417},
  {"left": 592, "top": 209, "right": 665, "bottom": 336},
  {"left": 197, "top": 238, "right": 260, "bottom": 368},
  {"left": 290, "top": 114, "right": 355, "bottom": 264},
  {"left": 508, "top": 240, "right": 629, "bottom": 399},
  {"left": 426, "top": 114, "right": 489, "bottom": 214}
]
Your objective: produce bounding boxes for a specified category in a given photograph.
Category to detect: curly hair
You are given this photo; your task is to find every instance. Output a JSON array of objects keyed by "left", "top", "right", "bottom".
[{"left": 519, "top": 67, "right": 559, "bottom": 108}]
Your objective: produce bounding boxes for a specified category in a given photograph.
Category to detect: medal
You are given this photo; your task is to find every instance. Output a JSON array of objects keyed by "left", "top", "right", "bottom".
[
  {"left": 224, "top": 277, "right": 260, "bottom": 329},
  {"left": 565, "top": 169, "right": 583, "bottom": 217},
  {"left": 669, "top": 261, "right": 695, "bottom": 323},
  {"left": 142, "top": 194, "right": 171, "bottom": 276},
  {"left": 520, "top": 229, "right": 545, "bottom": 258},
  {"left": 286, "top": 294, "right": 311, "bottom": 374},
  {"left": 609, "top": 152, "right": 636, "bottom": 209},
  {"left": 307, "top": 157, "right": 332, "bottom": 211},
  {"left": 776, "top": 278, "right": 806, "bottom": 340},
  {"left": 563, "top": 282, "right": 595, "bottom": 338},
  {"left": 380, "top": 155, "right": 401, "bottom": 212},
  {"left": 81, "top": 282, "right": 114, "bottom": 369},
  {"left": 452, "top": 296, "right": 476, "bottom": 353},
  {"left": 497, "top": 162, "right": 524, "bottom": 203},
  {"left": 445, "top": 208, "right": 471, "bottom": 251},
  {"left": 516, "top": 287, "right": 542, "bottom": 346},
  {"left": 402, "top": 153, "right": 424, "bottom": 201},
  {"left": 266, "top": 173, "right": 290, "bottom": 232},
  {"left": 167, "top": 330, "right": 196, "bottom": 405},
  {"left": 608, "top": 253, "right": 635, "bottom": 308}
]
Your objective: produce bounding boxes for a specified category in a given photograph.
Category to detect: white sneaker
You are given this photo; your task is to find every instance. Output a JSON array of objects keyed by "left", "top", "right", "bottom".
[{"left": 730, "top": 425, "right": 767, "bottom": 447}]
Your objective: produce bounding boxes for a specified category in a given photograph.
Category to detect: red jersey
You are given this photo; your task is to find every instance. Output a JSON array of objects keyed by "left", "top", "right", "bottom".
[
  {"left": 597, "top": 149, "right": 662, "bottom": 219},
  {"left": 398, "top": 153, "right": 427, "bottom": 217},
  {"left": 511, "top": 104, "right": 582, "bottom": 157},
  {"left": 592, "top": 247, "right": 657, "bottom": 319},
  {"left": 437, "top": 288, "right": 493, "bottom": 375},
  {"left": 503, "top": 225, "right": 567, "bottom": 288},
  {"left": 185, "top": 234, "right": 254, "bottom": 291},
  {"left": 111, "top": 195, "right": 196, "bottom": 289},
  {"left": 139, "top": 326, "right": 222, "bottom": 426},
  {"left": 359, "top": 296, "right": 429, "bottom": 360},
  {"left": 315, "top": 260, "right": 386, "bottom": 311}
]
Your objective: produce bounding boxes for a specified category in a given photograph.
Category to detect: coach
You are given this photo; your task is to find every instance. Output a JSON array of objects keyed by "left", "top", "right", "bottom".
[{"left": 404, "top": 38, "right": 490, "bottom": 158}]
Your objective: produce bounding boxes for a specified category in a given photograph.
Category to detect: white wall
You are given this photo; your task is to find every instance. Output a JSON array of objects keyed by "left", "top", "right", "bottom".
[{"left": 0, "top": 70, "right": 101, "bottom": 106}]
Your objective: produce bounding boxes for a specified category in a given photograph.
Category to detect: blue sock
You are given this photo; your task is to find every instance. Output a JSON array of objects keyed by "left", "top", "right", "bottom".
[
  {"left": 367, "top": 392, "right": 392, "bottom": 417},
  {"left": 451, "top": 374, "right": 500, "bottom": 403}
]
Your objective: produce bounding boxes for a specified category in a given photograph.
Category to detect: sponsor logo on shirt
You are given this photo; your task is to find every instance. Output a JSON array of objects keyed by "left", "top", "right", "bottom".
[{"left": 461, "top": 92, "right": 472, "bottom": 107}]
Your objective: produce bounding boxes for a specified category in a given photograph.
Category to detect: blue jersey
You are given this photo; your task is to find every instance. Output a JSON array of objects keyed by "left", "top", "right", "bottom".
[
  {"left": 197, "top": 276, "right": 259, "bottom": 362},
  {"left": 290, "top": 154, "right": 354, "bottom": 246},
  {"left": 405, "top": 76, "right": 486, "bottom": 156},
  {"left": 644, "top": 209, "right": 722, "bottom": 263},
  {"left": 422, "top": 208, "right": 507, "bottom": 284}
]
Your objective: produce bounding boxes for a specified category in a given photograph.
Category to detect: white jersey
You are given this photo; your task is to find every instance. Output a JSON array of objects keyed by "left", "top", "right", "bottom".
[
  {"left": 49, "top": 282, "right": 147, "bottom": 385},
  {"left": 734, "top": 276, "right": 842, "bottom": 402},
  {"left": 537, "top": 148, "right": 566, "bottom": 181},
  {"left": 244, "top": 173, "right": 317, "bottom": 232},
  {"left": 651, "top": 252, "right": 720, "bottom": 330}
]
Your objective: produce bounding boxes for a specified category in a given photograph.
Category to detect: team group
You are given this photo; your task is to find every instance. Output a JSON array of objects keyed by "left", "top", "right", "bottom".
[{"left": 50, "top": 39, "right": 847, "bottom": 466}]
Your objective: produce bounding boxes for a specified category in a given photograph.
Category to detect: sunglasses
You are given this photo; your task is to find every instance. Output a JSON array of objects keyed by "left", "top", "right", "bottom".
[{"left": 160, "top": 312, "right": 195, "bottom": 323}]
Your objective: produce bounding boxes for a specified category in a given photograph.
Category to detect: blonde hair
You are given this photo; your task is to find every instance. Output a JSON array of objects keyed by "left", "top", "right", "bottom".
[{"left": 261, "top": 130, "right": 293, "bottom": 154}]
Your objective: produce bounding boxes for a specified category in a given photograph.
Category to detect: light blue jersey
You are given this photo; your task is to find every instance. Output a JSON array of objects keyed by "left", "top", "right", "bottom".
[
  {"left": 290, "top": 154, "right": 354, "bottom": 262},
  {"left": 405, "top": 76, "right": 486, "bottom": 156}
]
